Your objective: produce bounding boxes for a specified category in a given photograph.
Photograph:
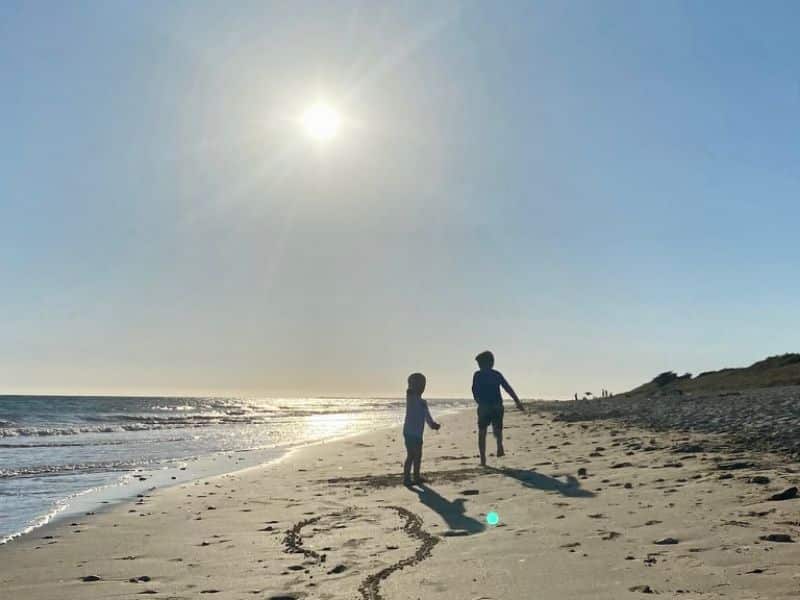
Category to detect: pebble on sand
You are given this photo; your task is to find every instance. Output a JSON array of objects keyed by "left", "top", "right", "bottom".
[
  {"left": 759, "top": 534, "right": 794, "bottom": 543},
  {"left": 654, "top": 537, "right": 679, "bottom": 545},
  {"left": 747, "top": 476, "right": 770, "bottom": 484},
  {"left": 768, "top": 487, "right": 798, "bottom": 501},
  {"left": 327, "top": 564, "right": 347, "bottom": 574}
]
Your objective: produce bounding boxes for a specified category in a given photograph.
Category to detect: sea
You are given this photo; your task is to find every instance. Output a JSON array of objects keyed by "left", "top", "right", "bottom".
[{"left": 0, "top": 395, "right": 471, "bottom": 544}]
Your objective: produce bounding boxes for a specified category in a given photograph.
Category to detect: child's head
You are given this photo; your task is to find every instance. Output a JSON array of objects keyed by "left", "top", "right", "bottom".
[
  {"left": 475, "top": 350, "right": 494, "bottom": 369},
  {"left": 407, "top": 372, "right": 426, "bottom": 395}
]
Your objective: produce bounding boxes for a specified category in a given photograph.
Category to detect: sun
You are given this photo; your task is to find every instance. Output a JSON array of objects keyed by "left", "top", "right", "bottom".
[{"left": 301, "top": 102, "right": 342, "bottom": 141}]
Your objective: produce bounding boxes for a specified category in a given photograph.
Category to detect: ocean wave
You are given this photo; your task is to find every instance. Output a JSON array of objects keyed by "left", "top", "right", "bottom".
[
  {"left": 0, "top": 423, "right": 181, "bottom": 437},
  {"left": 0, "top": 437, "right": 190, "bottom": 448},
  {"left": 0, "top": 399, "right": 471, "bottom": 438},
  {"left": 0, "top": 415, "right": 337, "bottom": 436},
  {"left": 83, "top": 413, "right": 231, "bottom": 424},
  {"left": 0, "top": 461, "right": 148, "bottom": 479}
]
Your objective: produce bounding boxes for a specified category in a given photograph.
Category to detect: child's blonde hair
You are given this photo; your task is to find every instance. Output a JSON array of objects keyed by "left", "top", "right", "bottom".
[{"left": 407, "top": 372, "right": 426, "bottom": 395}]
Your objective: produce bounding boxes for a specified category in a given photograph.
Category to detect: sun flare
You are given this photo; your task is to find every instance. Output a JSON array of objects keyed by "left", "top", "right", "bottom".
[{"left": 301, "top": 102, "right": 342, "bottom": 141}]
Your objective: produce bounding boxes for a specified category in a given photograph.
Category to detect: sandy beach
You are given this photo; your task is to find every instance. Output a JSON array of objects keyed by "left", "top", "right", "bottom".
[
  {"left": 5, "top": 3, "right": 799, "bottom": 598},
  {"left": 3, "top": 403, "right": 800, "bottom": 600}
]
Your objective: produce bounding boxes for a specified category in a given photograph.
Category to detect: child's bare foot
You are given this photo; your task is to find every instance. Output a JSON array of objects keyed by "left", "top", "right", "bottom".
[
  {"left": 497, "top": 448, "right": 505, "bottom": 458},
  {"left": 403, "top": 476, "right": 413, "bottom": 487},
  {"left": 412, "top": 477, "right": 426, "bottom": 486}
]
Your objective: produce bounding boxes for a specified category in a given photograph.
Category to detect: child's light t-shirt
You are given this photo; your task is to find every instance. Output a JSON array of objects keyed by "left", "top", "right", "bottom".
[{"left": 403, "top": 395, "right": 435, "bottom": 439}]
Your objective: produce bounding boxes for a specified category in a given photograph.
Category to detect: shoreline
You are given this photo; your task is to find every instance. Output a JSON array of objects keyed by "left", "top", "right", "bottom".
[
  {"left": 2, "top": 404, "right": 472, "bottom": 547},
  {"left": 0, "top": 445, "right": 293, "bottom": 547},
  {"left": 4, "top": 404, "right": 800, "bottom": 599}
]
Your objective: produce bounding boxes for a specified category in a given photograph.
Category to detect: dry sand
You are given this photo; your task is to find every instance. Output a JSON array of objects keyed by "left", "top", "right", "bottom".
[{"left": 2, "top": 406, "right": 800, "bottom": 599}]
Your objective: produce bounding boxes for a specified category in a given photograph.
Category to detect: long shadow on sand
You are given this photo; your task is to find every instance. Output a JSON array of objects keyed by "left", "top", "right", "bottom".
[
  {"left": 413, "top": 484, "right": 486, "bottom": 535},
  {"left": 320, "top": 466, "right": 594, "bottom": 499},
  {"left": 487, "top": 466, "right": 595, "bottom": 498}
]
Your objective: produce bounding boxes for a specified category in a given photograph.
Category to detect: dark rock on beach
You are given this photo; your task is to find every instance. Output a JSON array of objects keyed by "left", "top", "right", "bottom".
[
  {"left": 759, "top": 534, "right": 793, "bottom": 543},
  {"left": 654, "top": 537, "right": 679, "bottom": 545},
  {"left": 327, "top": 564, "right": 347, "bottom": 574},
  {"left": 768, "top": 487, "right": 798, "bottom": 501},
  {"left": 747, "top": 476, "right": 770, "bottom": 485}
]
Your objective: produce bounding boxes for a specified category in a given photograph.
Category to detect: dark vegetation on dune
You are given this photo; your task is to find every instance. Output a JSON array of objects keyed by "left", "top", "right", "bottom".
[{"left": 628, "top": 353, "right": 800, "bottom": 396}]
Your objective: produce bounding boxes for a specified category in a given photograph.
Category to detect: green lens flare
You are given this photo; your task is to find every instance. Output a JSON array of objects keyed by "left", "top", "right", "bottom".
[{"left": 486, "top": 511, "right": 499, "bottom": 526}]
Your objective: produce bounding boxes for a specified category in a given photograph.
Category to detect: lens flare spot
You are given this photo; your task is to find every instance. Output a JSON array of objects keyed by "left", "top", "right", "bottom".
[{"left": 486, "top": 511, "right": 500, "bottom": 526}]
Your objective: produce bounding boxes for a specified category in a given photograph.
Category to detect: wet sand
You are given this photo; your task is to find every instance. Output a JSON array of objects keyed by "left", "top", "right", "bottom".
[{"left": 3, "top": 406, "right": 800, "bottom": 599}]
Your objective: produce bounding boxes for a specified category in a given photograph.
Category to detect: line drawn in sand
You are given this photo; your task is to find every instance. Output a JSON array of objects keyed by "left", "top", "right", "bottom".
[{"left": 282, "top": 505, "right": 439, "bottom": 600}]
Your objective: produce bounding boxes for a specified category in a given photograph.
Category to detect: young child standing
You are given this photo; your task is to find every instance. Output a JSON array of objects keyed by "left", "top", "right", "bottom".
[
  {"left": 472, "top": 351, "right": 524, "bottom": 466},
  {"left": 402, "top": 372, "right": 441, "bottom": 486}
]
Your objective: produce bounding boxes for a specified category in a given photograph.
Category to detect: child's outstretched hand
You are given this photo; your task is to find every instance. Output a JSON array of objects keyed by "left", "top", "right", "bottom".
[
  {"left": 515, "top": 400, "right": 526, "bottom": 413},
  {"left": 432, "top": 422, "right": 442, "bottom": 430}
]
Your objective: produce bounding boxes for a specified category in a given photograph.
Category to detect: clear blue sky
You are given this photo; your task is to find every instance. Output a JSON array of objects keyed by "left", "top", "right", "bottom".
[{"left": 2, "top": 1, "right": 799, "bottom": 398}]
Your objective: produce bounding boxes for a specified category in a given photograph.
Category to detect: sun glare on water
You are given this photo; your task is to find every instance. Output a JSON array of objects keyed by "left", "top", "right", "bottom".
[{"left": 301, "top": 102, "right": 342, "bottom": 142}]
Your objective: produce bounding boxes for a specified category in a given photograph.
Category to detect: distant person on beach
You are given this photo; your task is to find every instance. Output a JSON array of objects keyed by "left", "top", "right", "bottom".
[
  {"left": 402, "top": 372, "right": 441, "bottom": 486},
  {"left": 472, "top": 351, "right": 524, "bottom": 466}
]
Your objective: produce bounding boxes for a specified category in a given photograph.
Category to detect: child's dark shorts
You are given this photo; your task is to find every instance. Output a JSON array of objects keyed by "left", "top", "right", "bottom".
[
  {"left": 477, "top": 403, "right": 504, "bottom": 432},
  {"left": 404, "top": 433, "right": 423, "bottom": 452}
]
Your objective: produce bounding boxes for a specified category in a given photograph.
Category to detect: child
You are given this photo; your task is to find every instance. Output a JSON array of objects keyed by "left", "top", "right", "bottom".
[
  {"left": 472, "top": 351, "right": 524, "bottom": 466},
  {"left": 402, "top": 372, "right": 441, "bottom": 486}
]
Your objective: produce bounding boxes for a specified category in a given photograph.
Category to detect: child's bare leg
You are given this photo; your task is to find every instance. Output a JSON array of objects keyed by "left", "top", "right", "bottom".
[
  {"left": 413, "top": 446, "right": 422, "bottom": 481},
  {"left": 478, "top": 426, "right": 488, "bottom": 466},
  {"left": 403, "top": 451, "right": 414, "bottom": 483},
  {"left": 495, "top": 427, "right": 505, "bottom": 457}
]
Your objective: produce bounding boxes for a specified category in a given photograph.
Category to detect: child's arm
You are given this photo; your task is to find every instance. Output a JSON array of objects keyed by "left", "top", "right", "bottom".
[
  {"left": 423, "top": 401, "right": 441, "bottom": 430},
  {"left": 500, "top": 375, "right": 525, "bottom": 411},
  {"left": 471, "top": 372, "right": 480, "bottom": 404}
]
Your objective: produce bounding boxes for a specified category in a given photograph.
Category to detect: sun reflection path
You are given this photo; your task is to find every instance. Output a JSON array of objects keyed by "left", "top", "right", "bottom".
[{"left": 302, "top": 412, "right": 358, "bottom": 440}]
